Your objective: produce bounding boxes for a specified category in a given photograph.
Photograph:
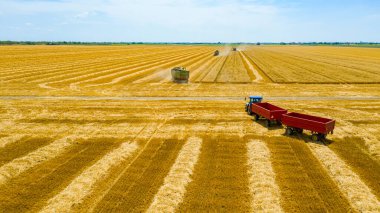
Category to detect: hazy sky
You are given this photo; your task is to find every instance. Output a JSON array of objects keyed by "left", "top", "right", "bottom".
[{"left": 0, "top": 0, "right": 379, "bottom": 42}]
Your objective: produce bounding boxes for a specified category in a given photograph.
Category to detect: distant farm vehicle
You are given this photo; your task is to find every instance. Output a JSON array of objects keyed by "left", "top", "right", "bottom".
[
  {"left": 281, "top": 112, "right": 335, "bottom": 142},
  {"left": 171, "top": 67, "right": 189, "bottom": 83},
  {"left": 232, "top": 48, "right": 237, "bottom": 51},
  {"left": 214, "top": 50, "right": 220, "bottom": 56},
  {"left": 249, "top": 103, "right": 288, "bottom": 127}
]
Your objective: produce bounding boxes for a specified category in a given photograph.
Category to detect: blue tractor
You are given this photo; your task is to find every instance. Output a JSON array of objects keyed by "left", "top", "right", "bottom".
[{"left": 245, "top": 96, "right": 263, "bottom": 115}]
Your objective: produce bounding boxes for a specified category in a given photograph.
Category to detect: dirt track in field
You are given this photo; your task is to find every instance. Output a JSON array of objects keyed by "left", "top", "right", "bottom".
[{"left": 1, "top": 95, "right": 380, "bottom": 101}]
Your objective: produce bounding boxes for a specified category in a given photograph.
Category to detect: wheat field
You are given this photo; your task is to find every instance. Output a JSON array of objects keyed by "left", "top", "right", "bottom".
[{"left": 0, "top": 45, "right": 380, "bottom": 212}]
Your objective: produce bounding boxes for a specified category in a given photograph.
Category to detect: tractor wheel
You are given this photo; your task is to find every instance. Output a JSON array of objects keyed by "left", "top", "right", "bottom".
[
  {"left": 311, "top": 134, "right": 319, "bottom": 141},
  {"left": 285, "top": 127, "right": 293, "bottom": 135}
]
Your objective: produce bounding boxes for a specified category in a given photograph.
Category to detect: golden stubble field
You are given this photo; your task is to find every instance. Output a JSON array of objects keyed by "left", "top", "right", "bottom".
[{"left": 0, "top": 45, "right": 380, "bottom": 212}]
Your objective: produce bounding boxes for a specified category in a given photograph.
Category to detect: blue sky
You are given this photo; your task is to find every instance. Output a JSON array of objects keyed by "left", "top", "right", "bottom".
[{"left": 0, "top": 0, "right": 379, "bottom": 42}]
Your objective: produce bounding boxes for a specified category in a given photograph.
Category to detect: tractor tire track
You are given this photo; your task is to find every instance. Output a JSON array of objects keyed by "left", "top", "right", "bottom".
[
  {"left": 80, "top": 120, "right": 169, "bottom": 212},
  {"left": 94, "top": 138, "right": 183, "bottom": 212}
]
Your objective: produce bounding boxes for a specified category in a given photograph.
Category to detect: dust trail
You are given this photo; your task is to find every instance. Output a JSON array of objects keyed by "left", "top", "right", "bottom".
[
  {"left": 0, "top": 136, "right": 76, "bottom": 185},
  {"left": 0, "top": 134, "right": 25, "bottom": 148},
  {"left": 133, "top": 68, "right": 170, "bottom": 83},
  {"left": 39, "top": 142, "right": 138, "bottom": 213},
  {"left": 308, "top": 142, "right": 380, "bottom": 212},
  {"left": 247, "top": 140, "right": 283, "bottom": 212},
  {"left": 218, "top": 45, "right": 232, "bottom": 57},
  {"left": 147, "top": 137, "right": 203, "bottom": 212}
]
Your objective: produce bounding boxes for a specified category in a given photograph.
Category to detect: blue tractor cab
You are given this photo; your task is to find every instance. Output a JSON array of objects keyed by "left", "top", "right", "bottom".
[
  {"left": 248, "top": 96, "right": 263, "bottom": 103},
  {"left": 245, "top": 96, "right": 263, "bottom": 114}
]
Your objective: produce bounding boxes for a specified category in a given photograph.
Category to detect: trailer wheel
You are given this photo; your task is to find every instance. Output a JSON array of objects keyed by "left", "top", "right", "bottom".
[
  {"left": 285, "top": 127, "right": 293, "bottom": 135},
  {"left": 254, "top": 114, "right": 259, "bottom": 121},
  {"left": 296, "top": 128, "right": 303, "bottom": 134},
  {"left": 319, "top": 134, "right": 326, "bottom": 140},
  {"left": 311, "top": 134, "right": 319, "bottom": 141},
  {"left": 266, "top": 120, "right": 271, "bottom": 127}
]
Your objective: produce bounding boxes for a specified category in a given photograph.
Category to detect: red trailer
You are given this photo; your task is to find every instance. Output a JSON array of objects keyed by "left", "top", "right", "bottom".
[
  {"left": 250, "top": 102, "right": 288, "bottom": 127},
  {"left": 281, "top": 112, "right": 335, "bottom": 141}
]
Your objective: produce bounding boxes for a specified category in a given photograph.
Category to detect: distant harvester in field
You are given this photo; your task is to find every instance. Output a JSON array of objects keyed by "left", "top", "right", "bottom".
[
  {"left": 232, "top": 47, "right": 237, "bottom": 51},
  {"left": 214, "top": 50, "right": 220, "bottom": 56},
  {"left": 171, "top": 67, "right": 189, "bottom": 83}
]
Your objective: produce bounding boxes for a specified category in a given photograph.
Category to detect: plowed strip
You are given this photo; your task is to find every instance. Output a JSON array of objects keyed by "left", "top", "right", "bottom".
[
  {"left": 265, "top": 137, "right": 327, "bottom": 212},
  {"left": 40, "top": 142, "right": 138, "bottom": 212},
  {"left": 147, "top": 137, "right": 203, "bottom": 212},
  {"left": 288, "top": 139, "right": 352, "bottom": 212},
  {"left": 239, "top": 52, "right": 256, "bottom": 81},
  {"left": 0, "top": 137, "right": 52, "bottom": 166},
  {"left": 329, "top": 137, "right": 380, "bottom": 199},
  {"left": 178, "top": 135, "right": 251, "bottom": 211},
  {"left": 247, "top": 140, "right": 283, "bottom": 212},
  {"left": 0, "top": 136, "right": 76, "bottom": 185},
  {"left": 0, "top": 134, "right": 25, "bottom": 148},
  {"left": 0, "top": 139, "right": 120, "bottom": 212},
  {"left": 94, "top": 138, "right": 183, "bottom": 212},
  {"left": 308, "top": 142, "right": 380, "bottom": 212},
  {"left": 201, "top": 56, "right": 228, "bottom": 82},
  {"left": 191, "top": 56, "right": 219, "bottom": 82}
]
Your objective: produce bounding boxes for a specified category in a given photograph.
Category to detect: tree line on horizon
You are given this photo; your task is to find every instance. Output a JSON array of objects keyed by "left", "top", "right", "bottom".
[{"left": 0, "top": 40, "right": 379, "bottom": 47}]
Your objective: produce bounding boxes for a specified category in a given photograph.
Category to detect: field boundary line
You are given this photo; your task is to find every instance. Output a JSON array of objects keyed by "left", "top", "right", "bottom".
[
  {"left": 247, "top": 140, "right": 283, "bottom": 212},
  {"left": 147, "top": 137, "right": 203, "bottom": 212}
]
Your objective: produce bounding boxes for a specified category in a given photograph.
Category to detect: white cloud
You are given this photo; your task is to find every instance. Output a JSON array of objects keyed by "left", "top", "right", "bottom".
[
  {"left": 2, "top": 0, "right": 378, "bottom": 42},
  {"left": 74, "top": 11, "right": 90, "bottom": 19}
]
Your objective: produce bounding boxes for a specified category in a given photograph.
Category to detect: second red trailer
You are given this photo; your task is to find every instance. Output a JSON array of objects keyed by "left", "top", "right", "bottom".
[{"left": 281, "top": 112, "right": 335, "bottom": 141}]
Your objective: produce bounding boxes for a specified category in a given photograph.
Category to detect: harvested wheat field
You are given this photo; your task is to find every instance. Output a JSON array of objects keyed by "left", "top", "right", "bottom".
[{"left": 0, "top": 45, "right": 380, "bottom": 212}]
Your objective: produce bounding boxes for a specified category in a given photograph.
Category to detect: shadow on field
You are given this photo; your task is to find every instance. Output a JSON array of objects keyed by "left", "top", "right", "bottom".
[
  {"left": 251, "top": 119, "right": 283, "bottom": 130},
  {"left": 282, "top": 131, "right": 334, "bottom": 146}
]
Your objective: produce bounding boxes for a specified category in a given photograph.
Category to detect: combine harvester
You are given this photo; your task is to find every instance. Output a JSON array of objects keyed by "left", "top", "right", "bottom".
[
  {"left": 245, "top": 96, "right": 335, "bottom": 142},
  {"left": 171, "top": 67, "right": 189, "bottom": 83}
]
